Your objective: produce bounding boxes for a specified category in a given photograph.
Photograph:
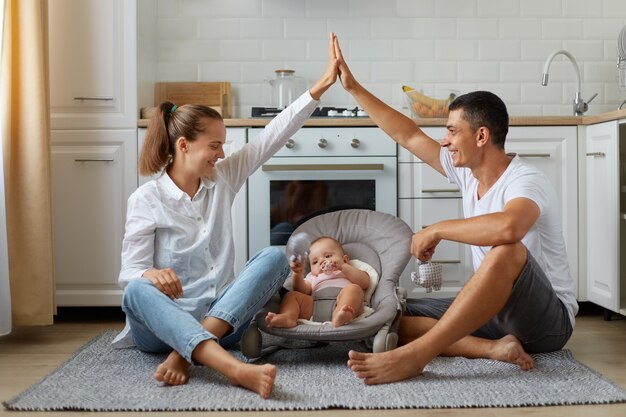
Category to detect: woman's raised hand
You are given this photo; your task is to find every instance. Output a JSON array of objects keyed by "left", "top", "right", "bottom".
[{"left": 309, "top": 32, "right": 339, "bottom": 100}]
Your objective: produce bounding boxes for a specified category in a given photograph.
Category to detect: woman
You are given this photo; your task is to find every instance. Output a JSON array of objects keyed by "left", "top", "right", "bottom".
[{"left": 112, "top": 34, "right": 339, "bottom": 398}]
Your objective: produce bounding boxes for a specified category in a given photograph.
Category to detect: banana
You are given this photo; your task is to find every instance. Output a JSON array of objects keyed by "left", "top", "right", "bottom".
[{"left": 403, "top": 85, "right": 454, "bottom": 118}]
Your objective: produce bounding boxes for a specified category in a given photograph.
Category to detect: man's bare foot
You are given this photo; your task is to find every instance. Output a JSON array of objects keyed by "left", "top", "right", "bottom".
[
  {"left": 490, "top": 334, "right": 534, "bottom": 370},
  {"left": 154, "top": 351, "right": 190, "bottom": 385},
  {"left": 228, "top": 363, "right": 277, "bottom": 399},
  {"left": 347, "top": 344, "right": 425, "bottom": 384},
  {"left": 332, "top": 305, "right": 356, "bottom": 327},
  {"left": 265, "top": 312, "right": 297, "bottom": 328}
]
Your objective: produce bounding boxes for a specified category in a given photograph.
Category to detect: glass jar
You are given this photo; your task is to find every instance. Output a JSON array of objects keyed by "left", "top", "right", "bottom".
[{"left": 269, "top": 70, "right": 307, "bottom": 109}]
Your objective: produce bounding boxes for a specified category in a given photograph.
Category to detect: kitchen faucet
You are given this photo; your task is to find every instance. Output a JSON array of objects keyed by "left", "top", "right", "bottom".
[{"left": 541, "top": 50, "right": 597, "bottom": 116}]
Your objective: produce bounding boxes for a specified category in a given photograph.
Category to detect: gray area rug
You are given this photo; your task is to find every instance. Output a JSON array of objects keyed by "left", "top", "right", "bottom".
[{"left": 4, "top": 330, "right": 626, "bottom": 411}]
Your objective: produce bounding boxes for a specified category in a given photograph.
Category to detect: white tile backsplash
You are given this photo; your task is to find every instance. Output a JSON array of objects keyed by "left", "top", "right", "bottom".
[
  {"left": 563, "top": 0, "right": 603, "bottom": 18},
  {"left": 520, "top": 0, "right": 561, "bottom": 18},
  {"left": 147, "top": 0, "right": 626, "bottom": 117},
  {"left": 541, "top": 19, "right": 584, "bottom": 40},
  {"left": 197, "top": 19, "right": 240, "bottom": 40},
  {"left": 435, "top": 0, "right": 477, "bottom": 18},
  {"left": 457, "top": 19, "right": 499, "bottom": 40},
  {"left": 477, "top": 0, "right": 519, "bottom": 18},
  {"left": 285, "top": 18, "right": 327, "bottom": 39},
  {"left": 479, "top": 40, "right": 520, "bottom": 61},
  {"left": 262, "top": 0, "right": 305, "bottom": 17},
  {"left": 371, "top": 18, "right": 415, "bottom": 39},
  {"left": 499, "top": 18, "right": 542, "bottom": 40},
  {"left": 239, "top": 18, "right": 283, "bottom": 39}
]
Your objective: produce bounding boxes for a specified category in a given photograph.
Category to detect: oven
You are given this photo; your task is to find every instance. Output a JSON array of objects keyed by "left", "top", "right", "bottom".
[{"left": 248, "top": 127, "right": 397, "bottom": 255}]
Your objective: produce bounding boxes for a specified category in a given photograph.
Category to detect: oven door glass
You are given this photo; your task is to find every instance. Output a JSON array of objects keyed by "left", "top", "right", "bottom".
[
  {"left": 248, "top": 156, "right": 397, "bottom": 256},
  {"left": 269, "top": 179, "right": 375, "bottom": 245}
]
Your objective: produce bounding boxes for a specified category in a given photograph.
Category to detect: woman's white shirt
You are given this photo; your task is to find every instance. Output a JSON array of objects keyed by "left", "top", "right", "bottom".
[{"left": 113, "top": 91, "right": 318, "bottom": 346}]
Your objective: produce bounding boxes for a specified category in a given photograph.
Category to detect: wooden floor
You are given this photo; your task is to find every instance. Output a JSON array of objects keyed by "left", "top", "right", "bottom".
[{"left": 1, "top": 303, "right": 625, "bottom": 417}]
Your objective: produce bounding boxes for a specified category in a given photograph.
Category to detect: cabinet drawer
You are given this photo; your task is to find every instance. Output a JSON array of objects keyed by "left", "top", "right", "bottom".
[
  {"left": 51, "top": 129, "right": 137, "bottom": 306},
  {"left": 398, "top": 162, "right": 460, "bottom": 198},
  {"left": 398, "top": 198, "right": 465, "bottom": 263},
  {"left": 398, "top": 197, "right": 472, "bottom": 298}
]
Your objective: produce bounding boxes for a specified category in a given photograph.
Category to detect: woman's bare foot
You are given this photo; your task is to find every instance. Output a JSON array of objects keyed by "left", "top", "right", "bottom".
[
  {"left": 228, "top": 363, "right": 277, "bottom": 399},
  {"left": 490, "top": 334, "right": 534, "bottom": 370},
  {"left": 154, "top": 351, "right": 190, "bottom": 385},
  {"left": 332, "top": 305, "right": 356, "bottom": 327},
  {"left": 265, "top": 311, "right": 297, "bottom": 328},
  {"left": 347, "top": 344, "right": 425, "bottom": 384}
]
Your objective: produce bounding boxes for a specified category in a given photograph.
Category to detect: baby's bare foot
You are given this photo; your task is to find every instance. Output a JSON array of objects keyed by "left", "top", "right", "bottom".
[
  {"left": 154, "top": 352, "right": 190, "bottom": 385},
  {"left": 332, "top": 305, "right": 356, "bottom": 327},
  {"left": 229, "top": 363, "right": 277, "bottom": 399},
  {"left": 265, "top": 312, "right": 297, "bottom": 328},
  {"left": 491, "top": 334, "right": 534, "bottom": 371}
]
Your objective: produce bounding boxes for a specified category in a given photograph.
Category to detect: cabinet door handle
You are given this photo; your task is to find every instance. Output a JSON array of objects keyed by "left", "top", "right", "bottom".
[
  {"left": 74, "top": 159, "right": 115, "bottom": 162},
  {"left": 585, "top": 152, "right": 606, "bottom": 157},
  {"left": 421, "top": 188, "right": 460, "bottom": 193},
  {"left": 517, "top": 153, "right": 551, "bottom": 158},
  {"left": 262, "top": 163, "right": 384, "bottom": 171},
  {"left": 73, "top": 96, "right": 114, "bottom": 101},
  {"left": 425, "top": 260, "right": 461, "bottom": 264}
]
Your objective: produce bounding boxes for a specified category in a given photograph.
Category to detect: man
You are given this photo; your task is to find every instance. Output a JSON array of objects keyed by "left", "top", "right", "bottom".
[{"left": 332, "top": 37, "right": 578, "bottom": 385}]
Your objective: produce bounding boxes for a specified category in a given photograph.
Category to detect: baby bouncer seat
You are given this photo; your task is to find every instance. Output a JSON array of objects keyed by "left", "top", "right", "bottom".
[{"left": 241, "top": 209, "right": 413, "bottom": 359}]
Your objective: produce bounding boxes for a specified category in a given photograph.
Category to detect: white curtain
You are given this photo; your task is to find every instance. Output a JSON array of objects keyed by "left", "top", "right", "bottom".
[{"left": 0, "top": 0, "right": 11, "bottom": 336}]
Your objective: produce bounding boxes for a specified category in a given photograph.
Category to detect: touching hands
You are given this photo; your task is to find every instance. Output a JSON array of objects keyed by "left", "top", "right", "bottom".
[
  {"left": 143, "top": 267, "right": 184, "bottom": 299},
  {"left": 309, "top": 32, "right": 339, "bottom": 100},
  {"left": 332, "top": 34, "right": 358, "bottom": 92}
]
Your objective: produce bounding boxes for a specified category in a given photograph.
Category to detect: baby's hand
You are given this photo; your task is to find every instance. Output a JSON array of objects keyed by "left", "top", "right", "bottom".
[{"left": 289, "top": 253, "right": 305, "bottom": 275}]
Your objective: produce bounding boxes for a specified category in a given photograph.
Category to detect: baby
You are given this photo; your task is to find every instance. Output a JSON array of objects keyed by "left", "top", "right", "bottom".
[{"left": 266, "top": 236, "right": 370, "bottom": 328}]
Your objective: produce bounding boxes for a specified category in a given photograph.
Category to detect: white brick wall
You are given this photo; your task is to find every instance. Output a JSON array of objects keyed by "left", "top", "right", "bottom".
[{"left": 148, "top": 0, "right": 626, "bottom": 117}]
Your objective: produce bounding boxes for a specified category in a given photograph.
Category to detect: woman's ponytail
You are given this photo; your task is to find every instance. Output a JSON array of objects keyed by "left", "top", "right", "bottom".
[{"left": 139, "top": 102, "right": 176, "bottom": 176}]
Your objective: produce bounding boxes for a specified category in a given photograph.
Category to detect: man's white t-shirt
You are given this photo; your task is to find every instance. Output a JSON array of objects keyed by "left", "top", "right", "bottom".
[{"left": 439, "top": 147, "right": 578, "bottom": 327}]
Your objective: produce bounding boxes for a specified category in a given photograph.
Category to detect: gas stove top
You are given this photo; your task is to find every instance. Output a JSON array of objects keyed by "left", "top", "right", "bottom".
[{"left": 251, "top": 106, "right": 368, "bottom": 118}]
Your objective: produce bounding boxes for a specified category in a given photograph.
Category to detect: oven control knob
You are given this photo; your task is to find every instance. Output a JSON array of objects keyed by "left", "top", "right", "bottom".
[
  {"left": 318, "top": 138, "right": 328, "bottom": 149},
  {"left": 285, "top": 139, "right": 295, "bottom": 149},
  {"left": 351, "top": 138, "right": 360, "bottom": 148}
]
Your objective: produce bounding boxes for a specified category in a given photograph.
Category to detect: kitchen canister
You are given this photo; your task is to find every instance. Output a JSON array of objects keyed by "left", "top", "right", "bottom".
[{"left": 269, "top": 70, "right": 307, "bottom": 109}]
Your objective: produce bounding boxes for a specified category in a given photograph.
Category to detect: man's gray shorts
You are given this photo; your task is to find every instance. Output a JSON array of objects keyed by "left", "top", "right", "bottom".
[{"left": 405, "top": 252, "right": 573, "bottom": 353}]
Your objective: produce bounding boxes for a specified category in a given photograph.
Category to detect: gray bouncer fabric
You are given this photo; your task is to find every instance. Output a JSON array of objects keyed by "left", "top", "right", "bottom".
[{"left": 242, "top": 209, "right": 413, "bottom": 358}]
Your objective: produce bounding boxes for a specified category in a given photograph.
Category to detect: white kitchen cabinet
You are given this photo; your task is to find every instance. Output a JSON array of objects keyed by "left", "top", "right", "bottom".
[
  {"left": 48, "top": 0, "right": 137, "bottom": 129},
  {"left": 583, "top": 120, "right": 626, "bottom": 318},
  {"left": 398, "top": 127, "right": 472, "bottom": 297},
  {"left": 397, "top": 126, "right": 579, "bottom": 299},
  {"left": 137, "top": 127, "right": 248, "bottom": 276},
  {"left": 50, "top": 0, "right": 137, "bottom": 306},
  {"left": 52, "top": 130, "right": 137, "bottom": 306},
  {"left": 506, "top": 126, "right": 579, "bottom": 295}
]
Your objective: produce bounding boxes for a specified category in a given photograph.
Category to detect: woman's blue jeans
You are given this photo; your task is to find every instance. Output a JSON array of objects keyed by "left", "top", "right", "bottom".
[{"left": 121, "top": 247, "right": 289, "bottom": 362}]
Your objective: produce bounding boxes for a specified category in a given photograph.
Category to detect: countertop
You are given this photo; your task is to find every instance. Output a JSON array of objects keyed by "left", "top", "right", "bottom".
[{"left": 137, "top": 108, "right": 626, "bottom": 129}]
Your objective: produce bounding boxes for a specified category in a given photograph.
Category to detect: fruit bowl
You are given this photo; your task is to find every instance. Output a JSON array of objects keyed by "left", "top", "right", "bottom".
[{"left": 403, "top": 85, "right": 457, "bottom": 118}]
